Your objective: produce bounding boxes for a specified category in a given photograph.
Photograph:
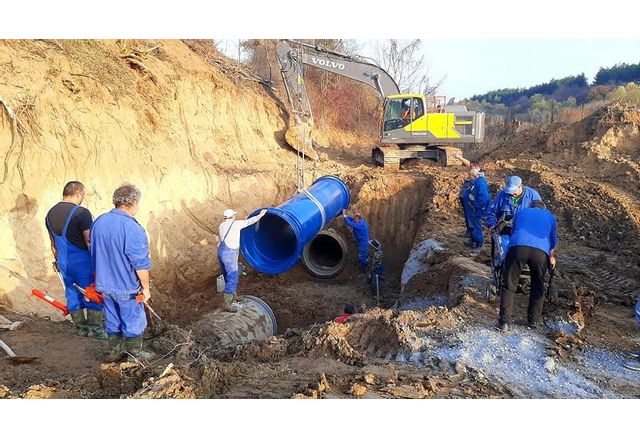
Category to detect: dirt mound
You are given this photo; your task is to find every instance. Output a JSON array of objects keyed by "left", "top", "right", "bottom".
[{"left": 227, "top": 306, "right": 463, "bottom": 366}]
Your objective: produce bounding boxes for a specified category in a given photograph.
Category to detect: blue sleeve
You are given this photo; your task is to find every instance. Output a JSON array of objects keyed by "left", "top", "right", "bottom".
[
  {"left": 531, "top": 189, "right": 542, "bottom": 202},
  {"left": 549, "top": 215, "right": 557, "bottom": 250},
  {"left": 344, "top": 216, "right": 356, "bottom": 228},
  {"left": 485, "top": 193, "right": 501, "bottom": 228},
  {"left": 125, "top": 224, "right": 152, "bottom": 270},
  {"left": 473, "top": 179, "right": 490, "bottom": 212}
]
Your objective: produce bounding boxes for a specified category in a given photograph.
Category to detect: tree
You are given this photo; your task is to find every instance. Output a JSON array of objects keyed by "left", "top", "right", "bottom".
[
  {"left": 608, "top": 82, "right": 640, "bottom": 105},
  {"left": 373, "top": 39, "right": 444, "bottom": 95}
]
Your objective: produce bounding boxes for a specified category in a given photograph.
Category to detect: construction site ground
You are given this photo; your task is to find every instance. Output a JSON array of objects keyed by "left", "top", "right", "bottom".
[{"left": 1, "top": 41, "right": 639, "bottom": 399}]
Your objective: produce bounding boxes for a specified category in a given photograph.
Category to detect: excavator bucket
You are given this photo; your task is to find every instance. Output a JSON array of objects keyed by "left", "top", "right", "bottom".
[{"left": 284, "top": 124, "right": 320, "bottom": 161}]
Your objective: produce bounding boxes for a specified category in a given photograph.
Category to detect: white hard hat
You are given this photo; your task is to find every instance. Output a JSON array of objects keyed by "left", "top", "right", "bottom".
[{"left": 223, "top": 209, "right": 237, "bottom": 219}]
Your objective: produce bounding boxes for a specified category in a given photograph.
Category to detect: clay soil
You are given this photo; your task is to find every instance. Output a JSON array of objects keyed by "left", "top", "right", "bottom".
[{"left": 1, "top": 42, "right": 640, "bottom": 398}]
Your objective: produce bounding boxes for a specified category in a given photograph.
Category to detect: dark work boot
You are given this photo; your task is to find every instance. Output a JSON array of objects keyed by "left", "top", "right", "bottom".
[
  {"left": 104, "top": 334, "right": 124, "bottom": 362},
  {"left": 69, "top": 310, "right": 90, "bottom": 337},
  {"left": 494, "top": 321, "right": 509, "bottom": 332},
  {"left": 223, "top": 294, "right": 238, "bottom": 313},
  {"left": 86, "top": 309, "right": 108, "bottom": 340},
  {"left": 123, "top": 336, "right": 155, "bottom": 361}
]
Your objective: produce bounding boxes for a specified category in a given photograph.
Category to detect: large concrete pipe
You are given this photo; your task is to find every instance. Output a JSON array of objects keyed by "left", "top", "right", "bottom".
[
  {"left": 240, "top": 176, "right": 350, "bottom": 275},
  {"left": 301, "top": 228, "right": 347, "bottom": 278},
  {"left": 190, "top": 296, "right": 277, "bottom": 348}
]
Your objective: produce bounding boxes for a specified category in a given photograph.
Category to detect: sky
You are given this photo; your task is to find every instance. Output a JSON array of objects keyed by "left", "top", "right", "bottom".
[
  {"left": 221, "top": 39, "right": 640, "bottom": 101},
  {"left": 362, "top": 40, "right": 640, "bottom": 100}
]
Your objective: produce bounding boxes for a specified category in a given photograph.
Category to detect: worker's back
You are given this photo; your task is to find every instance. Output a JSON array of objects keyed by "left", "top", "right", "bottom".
[{"left": 509, "top": 207, "right": 557, "bottom": 256}]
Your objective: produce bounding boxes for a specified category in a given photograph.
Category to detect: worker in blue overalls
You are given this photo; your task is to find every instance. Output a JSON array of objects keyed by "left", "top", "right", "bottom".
[
  {"left": 464, "top": 164, "right": 490, "bottom": 254},
  {"left": 343, "top": 210, "right": 370, "bottom": 276},
  {"left": 45, "top": 181, "right": 106, "bottom": 339},
  {"left": 91, "top": 184, "right": 153, "bottom": 361}
]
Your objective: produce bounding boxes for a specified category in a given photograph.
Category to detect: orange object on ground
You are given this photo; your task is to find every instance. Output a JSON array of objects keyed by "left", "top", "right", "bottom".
[
  {"left": 31, "top": 289, "right": 69, "bottom": 316},
  {"left": 333, "top": 313, "right": 352, "bottom": 324}
]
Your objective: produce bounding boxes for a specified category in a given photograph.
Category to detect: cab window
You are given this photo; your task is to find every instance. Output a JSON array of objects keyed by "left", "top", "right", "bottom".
[{"left": 383, "top": 98, "right": 415, "bottom": 131}]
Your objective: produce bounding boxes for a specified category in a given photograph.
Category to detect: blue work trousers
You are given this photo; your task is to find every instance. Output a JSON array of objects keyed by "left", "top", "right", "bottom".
[
  {"left": 218, "top": 242, "right": 239, "bottom": 295},
  {"left": 470, "top": 215, "right": 484, "bottom": 247},
  {"left": 357, "top": 240, "right": 368, "bottom": 269},
  {"left": 102, "top": 293, "right": 147, "bottom": 338}
]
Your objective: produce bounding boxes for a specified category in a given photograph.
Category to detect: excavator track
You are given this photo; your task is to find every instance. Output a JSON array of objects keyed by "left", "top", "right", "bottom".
[
  {"left": 372, "top": 146, "right": 400, "bottom": 170},
  {"left": 372, "top": 145, "right": 464, "bottom": 169},
  {"left": 436, "top": 146, "right": 464, "bottom": 167}
]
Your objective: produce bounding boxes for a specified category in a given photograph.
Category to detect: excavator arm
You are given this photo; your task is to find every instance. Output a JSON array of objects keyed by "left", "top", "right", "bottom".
[{"left": 276, "top": 40, "right": 400, "bottom": 158}]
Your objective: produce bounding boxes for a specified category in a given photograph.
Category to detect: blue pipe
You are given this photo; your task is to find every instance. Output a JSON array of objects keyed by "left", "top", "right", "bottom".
[{"left": 240, "top": 175, "right": 350, "bottom": 275}]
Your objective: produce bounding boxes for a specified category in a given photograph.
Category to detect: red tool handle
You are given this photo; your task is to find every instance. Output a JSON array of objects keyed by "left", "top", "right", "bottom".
[{"left": 31, "top": 289, "right": 69, "bottom": 316}]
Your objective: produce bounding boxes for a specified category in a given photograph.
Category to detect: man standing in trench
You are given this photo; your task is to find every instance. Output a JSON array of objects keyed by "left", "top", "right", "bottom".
[
  {"left": 91, "top": 184, "right": 153, "bottom": 361},
  {"left": 45, "top": 181, "right": 106, "bottom": 339},
  {"left": 462, "top": 164, "right": 490, "bottom": 254},
  {"left": 218, "top": 208, "right": 267, "bottom": 312},
  {"left": 343, "top": 210, "right": 370, "bottom": 276}
]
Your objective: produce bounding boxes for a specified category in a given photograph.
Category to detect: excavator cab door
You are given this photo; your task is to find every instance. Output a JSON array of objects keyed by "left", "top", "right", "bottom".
[{"left": 382, "top": 97, "right": 413, "bottom": 132}]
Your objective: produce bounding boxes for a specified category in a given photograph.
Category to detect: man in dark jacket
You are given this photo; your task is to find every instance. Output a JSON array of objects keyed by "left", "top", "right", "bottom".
[{"left": 496, "top": 200, "right": 557, "bottom": 331}]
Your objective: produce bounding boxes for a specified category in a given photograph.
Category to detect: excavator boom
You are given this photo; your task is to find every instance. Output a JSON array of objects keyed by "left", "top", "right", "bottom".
[{"left": 276, "top": 40, "right": 399, "bottom": 124}]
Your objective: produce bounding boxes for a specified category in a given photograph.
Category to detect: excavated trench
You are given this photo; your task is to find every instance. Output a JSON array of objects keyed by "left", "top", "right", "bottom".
[{"left": 168, "top": 171, "right": 436, "bottom": 335}]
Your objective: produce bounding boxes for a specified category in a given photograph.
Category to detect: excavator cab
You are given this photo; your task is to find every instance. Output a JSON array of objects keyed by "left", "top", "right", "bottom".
[{"left": 375, "top": 94, "right": 485, "bottom": 168}]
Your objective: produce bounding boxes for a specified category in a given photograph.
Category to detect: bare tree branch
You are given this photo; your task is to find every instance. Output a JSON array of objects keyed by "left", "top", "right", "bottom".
[{"left": 373, "top": 39, "right": 445, "bottom": 96}]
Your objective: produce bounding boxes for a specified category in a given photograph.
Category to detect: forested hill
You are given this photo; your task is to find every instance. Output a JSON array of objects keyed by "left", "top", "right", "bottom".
[{"left": 466, "top": 61, "right": 640, "bottom": 118}]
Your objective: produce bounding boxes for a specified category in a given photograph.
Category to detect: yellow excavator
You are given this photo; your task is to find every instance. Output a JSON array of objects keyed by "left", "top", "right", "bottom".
[{"left": 276, "top": 40, "right": 485, "bottom": 169}]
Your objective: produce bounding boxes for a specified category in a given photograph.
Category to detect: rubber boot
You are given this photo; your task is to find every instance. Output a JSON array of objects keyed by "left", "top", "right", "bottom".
[
  {"left": 104, "top": 334, "right": 124, "bottom": 362},
  {"left": 69, "top": 310, "right": 90, "bottom": 337},
  {"left": 86, "top": 309, "right": 108, "bottom": 340},
  {"left": 222, "top": 294, "right": 237, "bottom": 313},
  {"left": 124, "top": 336, "right": 155, "bottom": 361}
]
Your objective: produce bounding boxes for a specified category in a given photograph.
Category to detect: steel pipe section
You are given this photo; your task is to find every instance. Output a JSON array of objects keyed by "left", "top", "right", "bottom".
[
  {"left": 302, "top": 229, "right": 347, "bottom": 278},
  {"left": 241, "top": 175, "right": 350, "bottom": 275},
  {"left": 190, "top": 295, "right": 278, "bottom": 347}
]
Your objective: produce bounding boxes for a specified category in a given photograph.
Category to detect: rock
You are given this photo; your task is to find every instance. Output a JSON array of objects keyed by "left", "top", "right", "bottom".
[
  {"left": 0, "top": 385, "right": 11, "bottom": 398},
  {"left": 544, "top": 358, "right": 557, "bottom": 374},
  {"left": 350, "top": 383, "right": 368, "bottom": 397},
  {"left": 363, "top": 373, "right": 376, "bottom": 384}
]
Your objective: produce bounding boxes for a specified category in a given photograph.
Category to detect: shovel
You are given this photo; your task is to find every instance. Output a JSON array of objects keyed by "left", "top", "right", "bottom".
[{"left": 0, "top": 338, "right": 39, "bottom": 364}]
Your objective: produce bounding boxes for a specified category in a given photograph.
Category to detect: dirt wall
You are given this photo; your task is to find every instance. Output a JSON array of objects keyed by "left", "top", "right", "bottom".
[{"left": 0, "top": 40, "right": 297, "bottom": 316}]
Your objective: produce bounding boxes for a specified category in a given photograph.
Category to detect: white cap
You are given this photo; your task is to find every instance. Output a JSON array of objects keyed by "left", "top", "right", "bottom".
[{"left": 223, "top": 209, "right": 237, "bottom": 219}]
